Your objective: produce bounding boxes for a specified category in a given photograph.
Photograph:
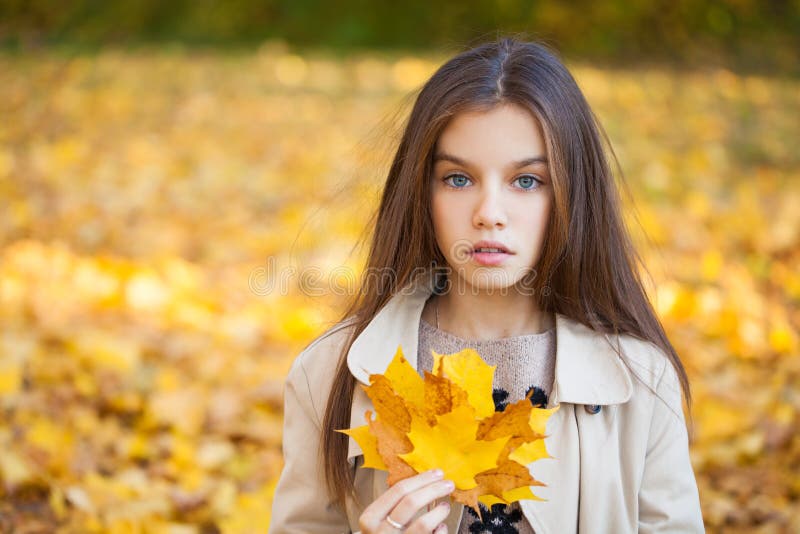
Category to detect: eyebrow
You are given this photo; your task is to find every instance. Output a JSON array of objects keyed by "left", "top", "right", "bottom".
[{"left": 433, "top": 151, "right": 548, "bottom": 168}]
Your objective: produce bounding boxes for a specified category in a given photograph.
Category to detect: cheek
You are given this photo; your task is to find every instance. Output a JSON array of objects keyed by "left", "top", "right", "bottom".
[
  {"left": 516, "top": 196, "right": 552, "bottom": 242},
  {"left": 431, "top": 196, "right": 453, "bottom": 244},
  {"left": 511, "top": 191, "right": 548, "bottom": 214},
  {"left": 431, "top": 191, "right": 456, "bottom": 225},
  {"left": 529, "top": 200, "right": 551, "bottom": 227},
  {"left": 431, "top": 194, "right": 470, "bottom": 263}
]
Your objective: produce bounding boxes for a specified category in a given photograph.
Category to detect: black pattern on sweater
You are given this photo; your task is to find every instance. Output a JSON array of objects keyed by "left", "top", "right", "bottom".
[
  {"left": 467, "top": 502, "right": 525, "bottom": 533},
  {"left": 493, "top": 386, "right": 548, "bottom": 412},
  {"left": 525, "top": 385, "right": 548, "bottom": 408}
]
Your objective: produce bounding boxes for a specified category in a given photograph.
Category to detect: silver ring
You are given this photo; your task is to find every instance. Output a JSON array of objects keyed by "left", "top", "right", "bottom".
[{"left": 385, "top": 514, "right": 405, "bottom": 529}]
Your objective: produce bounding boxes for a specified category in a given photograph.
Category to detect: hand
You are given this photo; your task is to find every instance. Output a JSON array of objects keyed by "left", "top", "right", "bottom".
[{"left": 358, "top": 469, "right": 455, "bottom": 533}]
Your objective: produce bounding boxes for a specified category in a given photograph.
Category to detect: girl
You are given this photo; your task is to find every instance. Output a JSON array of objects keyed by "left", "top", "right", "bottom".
[{"left": 269, "top": 37, "right": 704, "bottom": 533}]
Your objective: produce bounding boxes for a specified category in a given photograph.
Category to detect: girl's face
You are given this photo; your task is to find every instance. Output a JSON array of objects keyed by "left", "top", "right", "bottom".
[{"left": 431, "top": 103, "right": 553, "bottom": 293}]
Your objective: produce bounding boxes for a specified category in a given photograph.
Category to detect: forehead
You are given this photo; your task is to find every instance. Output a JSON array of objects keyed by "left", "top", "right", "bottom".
[{"left": 434, "top": 103, "right": 547, "bottom": 161}]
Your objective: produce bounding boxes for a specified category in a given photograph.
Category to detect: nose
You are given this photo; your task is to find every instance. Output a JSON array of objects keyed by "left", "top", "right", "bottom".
[{"left": 473, "top": 187, "right": 507, "bottom": 229}]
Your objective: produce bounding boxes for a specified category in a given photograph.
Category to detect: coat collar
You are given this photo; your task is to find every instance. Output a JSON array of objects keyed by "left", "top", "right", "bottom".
[{"left": 345, "top": 267, "right": 634, "bottom": 461}]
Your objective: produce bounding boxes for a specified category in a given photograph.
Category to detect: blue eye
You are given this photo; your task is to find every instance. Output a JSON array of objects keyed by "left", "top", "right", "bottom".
[
  {"left": 514, "top": 175, "right": 540, "bottom": 190},
  {"left": 443, "top": 174, "right": 471, "bottom": 188},
  {"left": 442, "top": 173, "right": 541, "bottom": 190}
]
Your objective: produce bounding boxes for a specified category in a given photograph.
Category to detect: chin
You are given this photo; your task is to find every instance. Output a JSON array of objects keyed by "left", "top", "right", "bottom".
[{"left": 453, "top": 266, "right": 526, "bottom": 296}]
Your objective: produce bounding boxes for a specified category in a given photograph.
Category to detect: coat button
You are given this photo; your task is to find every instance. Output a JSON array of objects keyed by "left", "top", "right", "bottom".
[{"left": 585, "top": 404, "right": 602, "bottom": 414}]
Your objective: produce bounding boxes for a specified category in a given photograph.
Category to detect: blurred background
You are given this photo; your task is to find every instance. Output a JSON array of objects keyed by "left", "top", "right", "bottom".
[{"left": 0, "top": 1, "right": 798, "bottom": 532}]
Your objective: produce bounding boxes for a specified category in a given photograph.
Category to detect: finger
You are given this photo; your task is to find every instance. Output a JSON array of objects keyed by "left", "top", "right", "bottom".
[
  {"left": 359, "top": 469, "right": 444, "bottom": 531},
  {"left": 407, "top": 500, "right": 451, "bottom": 534},
  {"left": 380, "top": 469, "right": 445, "bottom": 513},
  {"left": 387, "top": 478, "right": 455, "bottom": 528}
]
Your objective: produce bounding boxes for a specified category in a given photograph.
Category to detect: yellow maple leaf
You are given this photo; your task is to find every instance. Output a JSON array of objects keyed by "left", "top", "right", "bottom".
[
  {"left": 528, "top": 404, "right": 558, "bottom": 435},
  {"left": 398, "top": 404, "right": 509, "bottom": 489},
  {"left": 337, "top": 421, "right": 386, "bottom": 470},
  {"left": 383, "top": 346, "right": 426, "bottom": 412},
  {"left": 509, "top": 436, "right": 551, "bottom": 466}
]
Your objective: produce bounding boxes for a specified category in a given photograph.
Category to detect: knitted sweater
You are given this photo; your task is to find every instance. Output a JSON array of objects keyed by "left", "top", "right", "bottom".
[{"left": 417, "top": 316, "right": 556, "bottom": 534}]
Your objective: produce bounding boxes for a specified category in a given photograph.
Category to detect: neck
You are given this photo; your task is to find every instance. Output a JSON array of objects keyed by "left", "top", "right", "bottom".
[{"left": 431, "top": 288, "right": 554, "bottom": 340}]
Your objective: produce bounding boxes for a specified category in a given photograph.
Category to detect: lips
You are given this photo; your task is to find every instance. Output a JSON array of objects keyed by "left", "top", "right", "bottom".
[
  {"left": 472, "top": 240, "right": 513, "bottom": 254},
  {"left": 470, "top": 240, "right": 514, "bottom": 266}
]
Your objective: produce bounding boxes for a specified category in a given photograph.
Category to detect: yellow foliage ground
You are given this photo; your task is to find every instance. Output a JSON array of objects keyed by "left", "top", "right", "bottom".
[{"left": 0, "top": 48, "right": 798, "bottom": 532}]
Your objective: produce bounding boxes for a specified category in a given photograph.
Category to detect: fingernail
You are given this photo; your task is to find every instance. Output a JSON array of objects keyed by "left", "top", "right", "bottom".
[
  {"left": 444, "top": 480, "right": 455, "bottom": 491},
  {"left": 430, "top": 468, "right": 444, "bottom": 478}
]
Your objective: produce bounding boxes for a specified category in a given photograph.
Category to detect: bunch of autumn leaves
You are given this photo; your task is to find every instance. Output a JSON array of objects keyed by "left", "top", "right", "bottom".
[{"left": 338, "top": 346, "right": 558, "bottom": 519}]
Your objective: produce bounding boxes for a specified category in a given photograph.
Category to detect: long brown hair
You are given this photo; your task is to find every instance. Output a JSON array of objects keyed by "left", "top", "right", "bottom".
[{"left": 319, "top": 34, "right": 692, "bottom": 512}]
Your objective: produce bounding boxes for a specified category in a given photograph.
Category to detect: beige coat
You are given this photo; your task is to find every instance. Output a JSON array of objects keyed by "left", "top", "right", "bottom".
[{"left": 269, "top": 270, "right": 705, "bottom": 533}]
